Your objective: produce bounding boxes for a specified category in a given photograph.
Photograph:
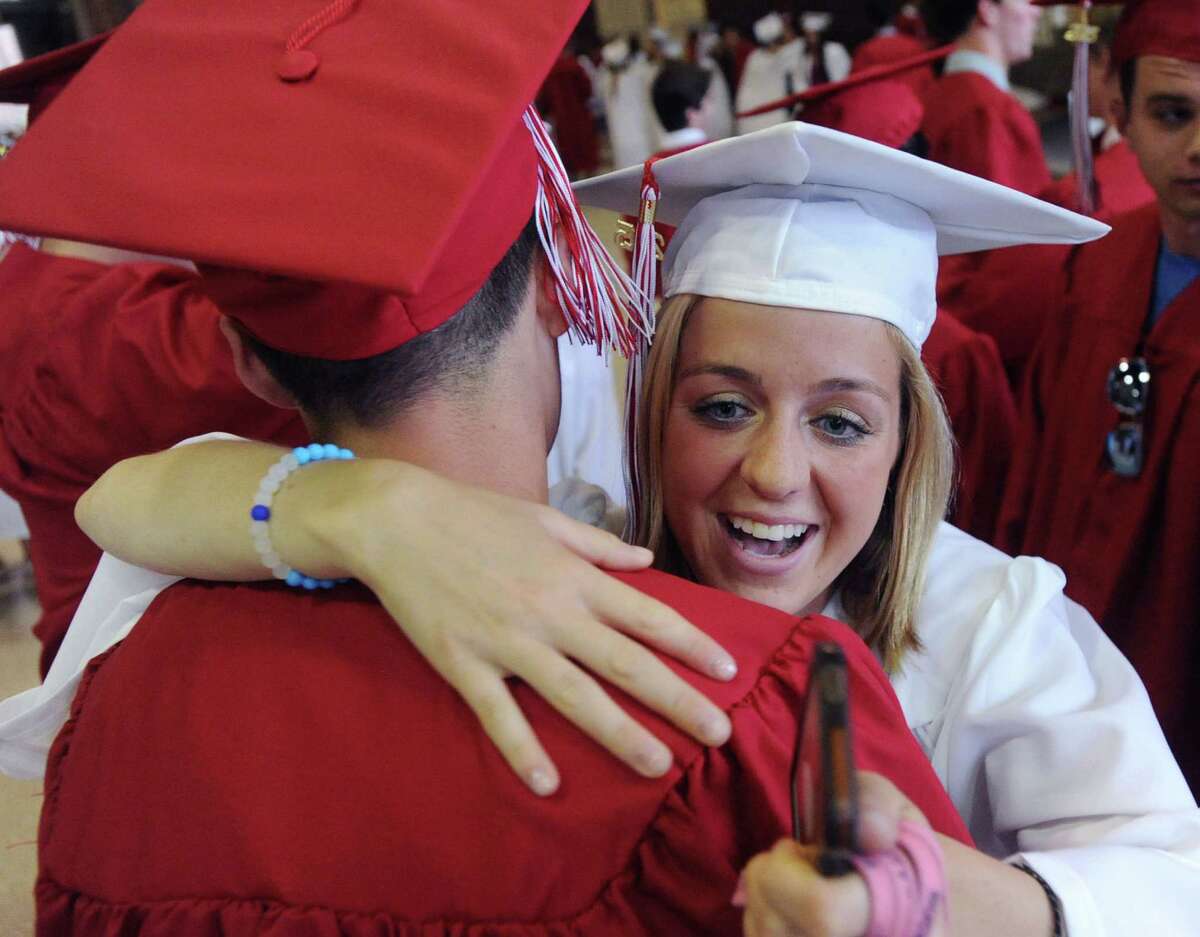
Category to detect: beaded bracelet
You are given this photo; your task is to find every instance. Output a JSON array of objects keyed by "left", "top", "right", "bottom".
[{"left": 249, "top": 443, "right": 356, "bottom": 589}]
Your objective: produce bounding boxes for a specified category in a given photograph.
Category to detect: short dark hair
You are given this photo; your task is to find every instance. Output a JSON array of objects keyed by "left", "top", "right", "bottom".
[
  {"left": 651, "top": 61, "right": 713, "bottom": 132},
  {"left": 246, "top": 216, "right": 540, "bottom": 435},
  {"left": 919, "top": 0, "right": 983, "bottom": 45}
]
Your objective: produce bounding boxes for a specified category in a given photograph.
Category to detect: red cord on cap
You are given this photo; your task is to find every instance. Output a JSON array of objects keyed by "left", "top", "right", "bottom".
[{"left": 276, "top": 0, "right": 360, "bottom": 82}]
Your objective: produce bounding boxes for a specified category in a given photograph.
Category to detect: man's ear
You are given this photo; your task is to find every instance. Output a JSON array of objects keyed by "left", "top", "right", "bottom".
[
  {"left": 533, "top": 239, "right": 571, "bottom": 340},
  {"left": 975, "top": 0, "right": 998, "bottom": 29},
  {"left": 218, "top": 316, "right": 301, "bottom": 410}
]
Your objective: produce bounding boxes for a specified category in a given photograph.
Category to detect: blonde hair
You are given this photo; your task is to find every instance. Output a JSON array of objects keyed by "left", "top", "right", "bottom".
[{"left": 633, "top": 294, "right": 954, "bottom": 673}]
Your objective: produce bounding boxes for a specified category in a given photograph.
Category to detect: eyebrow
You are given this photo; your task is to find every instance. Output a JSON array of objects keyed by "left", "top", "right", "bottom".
[
  {"left": 677, "top": 364, "right": 893, "bottom": 401},
  {"left": 1145, "top": 93, "right": 1197, "bottom": 107},
  {"left": 677, "top": 363, "right": 763, "bottom": 387}
]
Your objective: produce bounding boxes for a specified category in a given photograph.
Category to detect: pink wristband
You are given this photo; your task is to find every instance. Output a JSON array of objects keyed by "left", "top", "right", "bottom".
[{"left": 850, "top": 821, "right": 946, "bottom": 937}]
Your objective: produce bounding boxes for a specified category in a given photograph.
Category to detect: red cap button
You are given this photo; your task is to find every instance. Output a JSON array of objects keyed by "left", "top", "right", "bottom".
[{"left": 276, "top": 49, "right": 320, "bottom": 82}]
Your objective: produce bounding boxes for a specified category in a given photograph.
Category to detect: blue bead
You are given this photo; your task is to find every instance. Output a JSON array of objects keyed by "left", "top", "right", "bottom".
[
  {"left": 250, "top": 504, "right": 271, "bottom": 522},
  {"left": 285, "top": 570, "right": 303, "bottom": 587},
  {"left": 338, "top": 448, "right": 355, "bottom": 460},
  {"left": 301, "top": 576, "right": 319, "bottom": 590},
  {"left": 294, "top": 447, "right": 311, "bottom": 465},
  {"left": 307, "top": 443, "right": 325, "bottom": 460},
  {"left": 319, "top": 579, "right": 335, "bottom": 589},
  {"left": 322, "top": 443, "right": 340, "bottom": 460}
]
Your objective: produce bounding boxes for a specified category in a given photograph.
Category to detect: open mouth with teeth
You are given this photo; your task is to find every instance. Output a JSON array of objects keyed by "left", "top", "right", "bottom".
[{"left": 723, "top": 514, "right": 813, "bottom": 558}]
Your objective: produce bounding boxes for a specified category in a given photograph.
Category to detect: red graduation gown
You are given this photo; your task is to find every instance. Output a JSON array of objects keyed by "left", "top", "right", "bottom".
[
  {"left": 37, "top": 571, "right": 971, "bottom": 936},
  {"left": 937, "top": 143, "right": 1154, "bottom": 390},
  {"left": 0, "top": 245, "right": 306, "bottom": 675},
  {"left": 937, "top": 242, "right": 1072, "bottom": 389},
  {"left": 920, "top": 71, "right": 1051, "bottom": 196},
  {"left": 921, "top": 312, "right": 1018, "bottom": 544},
  {"left": 998, "top": 204, "right": 1200, "bottom": 791}
]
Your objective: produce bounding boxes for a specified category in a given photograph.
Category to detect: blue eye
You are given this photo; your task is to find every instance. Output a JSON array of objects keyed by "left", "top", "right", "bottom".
[
  {"left": 814, "top": 412, "right": 870, "bottom": 444},
  {"left": 693, "top": 397, "right": 752, "bottom": 425}
]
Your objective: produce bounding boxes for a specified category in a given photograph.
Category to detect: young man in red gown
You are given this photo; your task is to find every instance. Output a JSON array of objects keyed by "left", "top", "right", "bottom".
[
  {"left": 919, "top": 0, "right": 1050, "bottom": 194},
  {"left": 999, "top": 0, "right": 1200, "bottom": 793}
]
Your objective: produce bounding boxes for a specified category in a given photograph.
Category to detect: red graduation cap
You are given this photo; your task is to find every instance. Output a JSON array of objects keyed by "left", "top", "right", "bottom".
[
  {"left": 0, "top": 32, "right": 108, "bottom": 124},
  {"left": 733, "top": 44, "right": 953, "bottom": 150},
  {"left": 735, "top": 44, "right": 953, "bottom": 121},
  {"left": 850, "top": 34, "right": 937, "bottom": 99},
  {"left": 1110, "top": 0, "right": 1200, "bottom": 68},
  {"left": 0, "top": 0, "right": 646, "bottom": 360},
  {"left": 1031, "top": 0, "right": 1199, "bottom": 213}
]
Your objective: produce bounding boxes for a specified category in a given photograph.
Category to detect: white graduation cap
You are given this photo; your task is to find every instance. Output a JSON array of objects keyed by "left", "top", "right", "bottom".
[
  {"left": 573, "top": 122, "right": 1109, "bottom": 349},
  {"left": 601, "top": 38, "right": 631, "bottom": 68},
  {"left": 800, "top": 11, "right": 834, "bottom": 33},
  {"left": 753, "top": 12, "right": 786, "bottom": 45}
]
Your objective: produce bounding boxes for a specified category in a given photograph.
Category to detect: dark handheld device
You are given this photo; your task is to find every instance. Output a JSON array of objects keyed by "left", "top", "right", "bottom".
[{"left": 790, "top": 641, "right": 860, "bottom": 876}]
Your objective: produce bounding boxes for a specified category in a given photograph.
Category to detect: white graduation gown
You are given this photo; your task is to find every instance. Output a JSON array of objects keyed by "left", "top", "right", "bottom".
[
  {"left": 828, "top": 522, "right": 1200, "bottom": 936},
  {"left": 599, "top": 55, "right": 660, "bottom": 171},
  {"left": 734, "top": 39, "right": 804, "bottom": 136}
]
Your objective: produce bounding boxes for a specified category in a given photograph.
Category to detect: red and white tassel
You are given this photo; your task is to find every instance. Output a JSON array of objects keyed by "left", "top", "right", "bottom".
[
  {"left": 521, "top": 108, "right": 653, "bottom": 361},
  {"left": 1066, "top": 1, "right": 1098, "bottom": 215}
]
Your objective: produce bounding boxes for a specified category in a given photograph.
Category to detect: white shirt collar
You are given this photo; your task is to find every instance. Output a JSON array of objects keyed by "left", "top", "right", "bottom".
[
  {"left": 658, "top": 126, "right": 707, "bottom": 151},
  {"left": 944, "top": 48, "right": 1010, "bottom": 92}
]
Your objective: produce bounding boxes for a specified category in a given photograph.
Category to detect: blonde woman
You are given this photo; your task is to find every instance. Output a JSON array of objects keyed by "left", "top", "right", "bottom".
[{"left": 18, "top": 126, "right": 1200, "bottom": 934}]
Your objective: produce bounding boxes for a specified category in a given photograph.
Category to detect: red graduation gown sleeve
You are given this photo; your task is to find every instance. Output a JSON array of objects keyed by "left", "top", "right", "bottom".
[
  {"left": 37, "top": 571, "right": 970, "bottom": 936},
  {"left": 998, "top": 203, "right": 1200, "bottom": 793},
  {"left": 920, "top": 72, "right": 1051, "bottom": 196},
  {"left": 921, "top": 312, "right": 1018, "bottom": 543},
  {"left": 0, "top": 245, "right": 306, "bottom": 675},
  {"left": 937, "top": 241, "right": 1073, "bottom": 389}
]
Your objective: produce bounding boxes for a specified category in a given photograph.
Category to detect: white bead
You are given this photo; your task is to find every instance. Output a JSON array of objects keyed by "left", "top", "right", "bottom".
[{"left": 271, "top": 563, "right": 291, "bottom": 579}]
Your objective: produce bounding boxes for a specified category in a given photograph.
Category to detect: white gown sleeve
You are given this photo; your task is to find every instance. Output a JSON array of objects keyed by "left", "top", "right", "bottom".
[
  {"left": 546, "top": 335, "right": 626, "bottom": 510},
  {"left": 822, "top": 42, "right": 851, "bottom": 83},
  {"left": 894, "top": 524, "right": 1200, "bottom": 937},
  {"left": 0, "top": 431, "right": 240, "bottom": 779}
]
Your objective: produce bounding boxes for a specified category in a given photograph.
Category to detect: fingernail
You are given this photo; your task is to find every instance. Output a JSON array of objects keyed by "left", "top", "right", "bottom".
[
  {"left": 637, "top": 745, "right": 673, "bottom": 777},
  {"left": 712, "top": 657, "right": 737, "bottom": 681},
  {"left": 528, "top": 768, "right": 558, "bottom": 797},
  {"left": 700, "top": 713, "right": 731, "bottom": 746},
  {"left": 731, "top": 873, "right": 747, "bottom": 908}
]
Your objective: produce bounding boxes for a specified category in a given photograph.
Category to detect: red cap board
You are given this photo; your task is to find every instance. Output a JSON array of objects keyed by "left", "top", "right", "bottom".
[
  {"left": 0, "top": 32, "right": 108, "bottom": 123},
  {"left": 1111, "top": 0, "right": 1200, "bottom": 68},
  {"left": 733, "top": 44, "right": 951, "bottom": 149},
  {"left": 735, "top": 44, "right": 953, "bottom": 120},
  {"left": 0, "top": 0, "right": 612, "bottom": 359},
  {"left": 850, "top": 34, "right": 937, "bottom": 99},
  {"left": 801, "top": 81, "right": 926, "bottom": 149}
]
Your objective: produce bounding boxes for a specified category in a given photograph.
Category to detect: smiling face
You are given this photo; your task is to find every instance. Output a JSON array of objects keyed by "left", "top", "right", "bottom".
[
  {"left": 1120, "top": 55, "right": 1200, "bottom": 229},
  {"left": 660, "top": 298, "right": 904, "bottom": 617}
]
